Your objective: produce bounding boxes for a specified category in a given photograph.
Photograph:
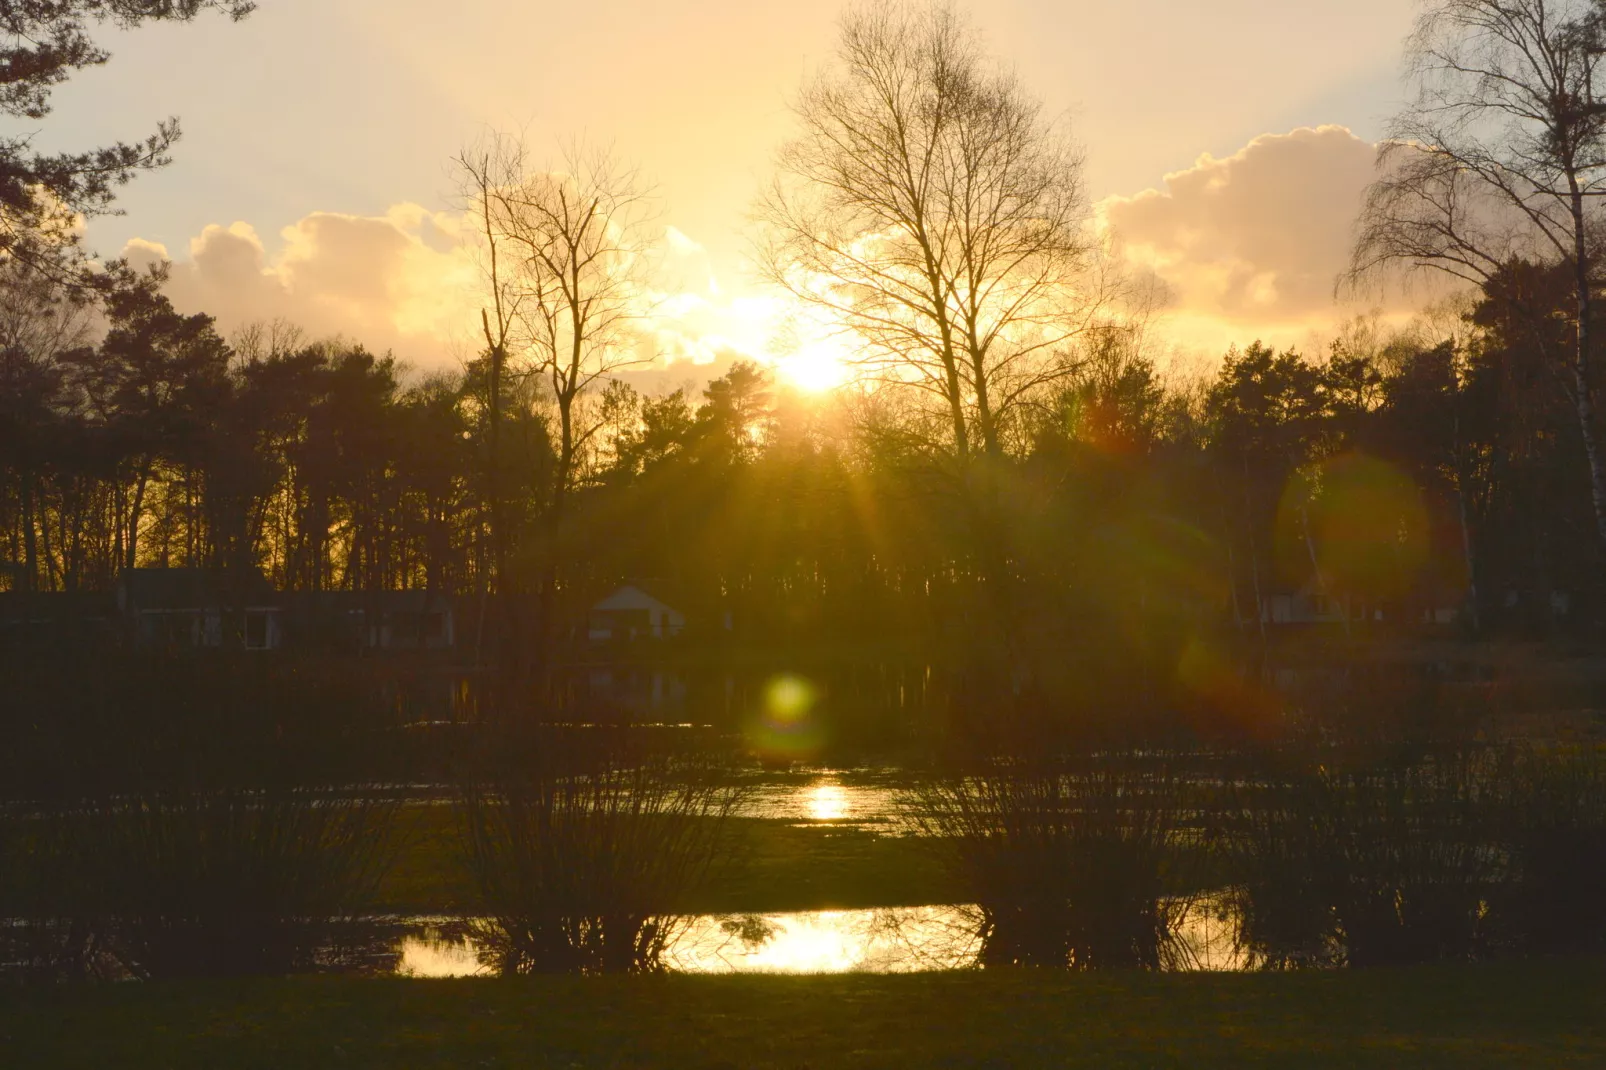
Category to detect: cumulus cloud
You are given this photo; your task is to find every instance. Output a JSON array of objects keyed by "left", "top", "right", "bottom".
[
  {"left": 125, "top": 207, "right": 768, "bottom": 386},
  {"left": 124, "top": 207, "right": 482, "bottom": 366},
  {"left": 129, "top": 129, "right": 1431, "bottom": 380},
  {"left": 1100, "top": 126, "right": 1419, "bottom": 351}
]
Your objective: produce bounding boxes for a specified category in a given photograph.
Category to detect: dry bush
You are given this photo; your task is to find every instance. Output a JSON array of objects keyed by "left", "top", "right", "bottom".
[
  {"left": 1229, "top": 749, "right": 1502, "bottom": 969},
  {"left": 84, "top": 789, "right": 398, "bottom": 979},
  {"left": 904, "top": 756, "right": 1207, "bottom": 969},
  {"left": 459, "top": 728, "right": 746, "bottom": 974},
  {"left": 1491, "top": 748, "right": 1606, "bottom": 956}
]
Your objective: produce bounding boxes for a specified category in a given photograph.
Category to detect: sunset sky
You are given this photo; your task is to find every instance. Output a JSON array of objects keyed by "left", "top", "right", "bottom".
[{"left": 44, "top": 0, "right": 1425, "bottom": 382}]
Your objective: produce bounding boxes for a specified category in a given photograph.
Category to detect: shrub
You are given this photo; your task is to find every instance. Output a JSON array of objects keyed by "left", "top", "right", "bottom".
[
  {"left": 1230, "top": 750, "right": 1500, "bottom": 969},
  {"left": 905, "top": 756, "right": 1206, "bottom": 969},
  {"left": 1491, "top": 749, "right": 1606, "bottom": 956},
  {"left": 459, "top": 728, "right": 746, "bottom": 974},
  {"left": 84, "top": 789, "right": 397, "bottom": 979}
]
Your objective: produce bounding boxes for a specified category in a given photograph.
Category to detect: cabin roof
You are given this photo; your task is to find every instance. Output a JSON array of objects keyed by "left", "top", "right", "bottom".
[
  {"left": 0, "top": 591, "right": 115, "bottom": 623},
  {"left": 284, "top": 589, "right": 453, "bottom": 613},
  {"left": 118, "top": 567, "right": 277, "bottom": 610},
  {"left": 592, "top": 582, "right": 684, "bottom": 616}
]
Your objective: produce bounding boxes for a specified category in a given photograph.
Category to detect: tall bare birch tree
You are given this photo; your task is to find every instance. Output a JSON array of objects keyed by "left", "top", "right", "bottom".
[
  {"left": 457, "top": 133, "right": 657, "bottom": 675},
  {"left": 458, "top": 136, "right": 656, "bottom": 540},
  {"left": 757, "top": 1, "right": 1099, "bottom": 464},
  {"left": 455, "top": 138, "right": 523, "bottom": 592},
  {"left": 1352, "top": 0, "right": 1606, "bottom": 549},
  {"left": 496, "top": 143, "right": 655, "bottom": 522}
]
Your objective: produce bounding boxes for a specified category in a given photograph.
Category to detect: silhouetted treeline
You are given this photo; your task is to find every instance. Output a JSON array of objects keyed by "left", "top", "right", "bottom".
[{"left": 3, "top": 259, "right": 1602, "bottom": 654}]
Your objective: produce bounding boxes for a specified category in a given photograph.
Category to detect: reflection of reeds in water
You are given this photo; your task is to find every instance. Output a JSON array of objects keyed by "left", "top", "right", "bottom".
[
  {"left": 901, "top": 758, "right": 1210, "bottom": 970},
  {"left": 459, "top": 734, "right": 746, "bottom": 974},
  {"left": 666, "top": 907, "right": 982, "bottom": 973},
  {"left": 396, "top": 922, "right": 487, "bottom": 977}
]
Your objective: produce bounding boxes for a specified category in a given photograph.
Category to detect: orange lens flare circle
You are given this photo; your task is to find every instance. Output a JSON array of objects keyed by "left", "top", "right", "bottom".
[{"left": 1275, "top": 452, "right": 1429, "bottom": 600}]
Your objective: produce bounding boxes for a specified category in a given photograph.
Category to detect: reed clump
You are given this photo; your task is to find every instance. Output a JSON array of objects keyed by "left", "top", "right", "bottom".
[{"left": 1490, "top": 748, "right": 1606, "bottom": 956}]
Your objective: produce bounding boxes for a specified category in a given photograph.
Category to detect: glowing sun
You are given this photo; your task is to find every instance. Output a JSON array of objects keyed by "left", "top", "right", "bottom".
[{"left": 777, "top": 343, "right": 850, "bottom": 392}]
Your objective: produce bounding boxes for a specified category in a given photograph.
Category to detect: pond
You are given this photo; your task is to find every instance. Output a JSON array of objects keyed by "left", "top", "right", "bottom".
[{"left": 390, "top": 900, "right": 1245, "bottom": 977}]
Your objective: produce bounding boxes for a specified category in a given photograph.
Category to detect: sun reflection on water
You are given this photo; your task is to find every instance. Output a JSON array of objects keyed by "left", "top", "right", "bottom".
[
  {"left": 388, "top": 897, "right": 1245, "bottom": 977},
  {"left": 806, "top": 782, "right": 850, "bottom": 822},
  {"left": 667, "top": 907, "right": 976, "bottom": 973},
  {"left": 397, "top": 929, "right": 485, "bottom": 978}
]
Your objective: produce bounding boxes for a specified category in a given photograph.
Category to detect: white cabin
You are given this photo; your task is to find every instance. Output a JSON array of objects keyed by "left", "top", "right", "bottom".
[{"left": 588, "top": 584, "right": 686, "bottom": 642}]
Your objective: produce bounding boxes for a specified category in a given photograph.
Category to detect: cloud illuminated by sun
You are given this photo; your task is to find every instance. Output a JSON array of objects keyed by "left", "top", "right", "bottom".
[{"left": 131, "top": 206, "right": 870, "bottom": 394}]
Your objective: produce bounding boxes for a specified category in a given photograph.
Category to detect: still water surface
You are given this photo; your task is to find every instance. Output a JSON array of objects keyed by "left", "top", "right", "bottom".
[
  {"left": 739, "top": 770, "right": 906, "bottom": 827},
  {"left": 393, "top": 903, "right": 1243, "bottom": 977}
]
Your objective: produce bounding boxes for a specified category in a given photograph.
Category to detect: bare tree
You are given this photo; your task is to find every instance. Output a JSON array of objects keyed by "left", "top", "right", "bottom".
[
  {"left": 229, "top": 320, "right": 306, "bottom": 366},
  {"left": 756, "top": 1, "right": 1103, "bottom": 464},
  {"left": 454, "top": 137, "right": 525, "bottom": 593},
  {"left": 458, "top": 135, "right": 657, "bottom": 524},
  {"left": 0, "top": 262, "right": 94, "bottom": 362},
  {"left": 485, "top": 139, "right": 658, "bottom": 522},
  {"left": 1351, "top": 0, "right": 1606, "bottom": 547},
  {"left": 456, "top": 133, "right": 657, "bottom": 674}
]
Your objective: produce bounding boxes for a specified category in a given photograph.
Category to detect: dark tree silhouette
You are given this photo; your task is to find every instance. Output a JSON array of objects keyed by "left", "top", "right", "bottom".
[
  {"left": 1352, "top": 0, "right": 1606, "bottom": 550},
  {"left": 1, "top": 1, "right": 255, "bottom": 286}
]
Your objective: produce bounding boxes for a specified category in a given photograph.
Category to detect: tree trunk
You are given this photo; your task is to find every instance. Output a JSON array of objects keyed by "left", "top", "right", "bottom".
[
  {"left": 1299, "top": 493, "right": 1348, "bottom": 638},
  {"left": 1453, "top": 415, "right": 1480, "bottom": 634},
  {"left": 1214, "top": 464, "right": 1245, "bottom": 632},
  {"left": 1567, "top": 182, "right": 1606, "bottom": 553},
  {"left": 20, "top": 468, "right": 37, "bottom": 593},
  {"left": 1242, "top": 455, "right": 1268, "bottom": 655},
  {"left": 126, "top": 461, "right": 152, "bottom": 572}
]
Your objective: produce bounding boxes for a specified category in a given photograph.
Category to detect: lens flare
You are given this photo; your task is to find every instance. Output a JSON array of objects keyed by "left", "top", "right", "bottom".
[
  {"left": 766, "top": 674, "right": 816, "bottom": 722},
  {"left": 1277, "top": 452, "right": 1429, "bottom": 600},
  {"left": 744, "top": 673, "right": 826, "bottom": 761},
  {"left": 1177, "top": 634, "right": 1280, "bottom": 738}
]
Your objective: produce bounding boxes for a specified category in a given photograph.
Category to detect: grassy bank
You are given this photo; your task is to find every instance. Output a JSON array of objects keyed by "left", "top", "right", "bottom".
[
  {"left": 5, "top": 958, "right": 1604, "bottom": 1068},
  {"left": 380, "top": 807, "right": 958, "bottom": 915}
]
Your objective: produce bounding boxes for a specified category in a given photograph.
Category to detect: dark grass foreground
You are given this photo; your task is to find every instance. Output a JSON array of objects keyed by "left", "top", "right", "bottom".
[{"left": 5, "top": 959, "right": 1605, "bottom": 1068}]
